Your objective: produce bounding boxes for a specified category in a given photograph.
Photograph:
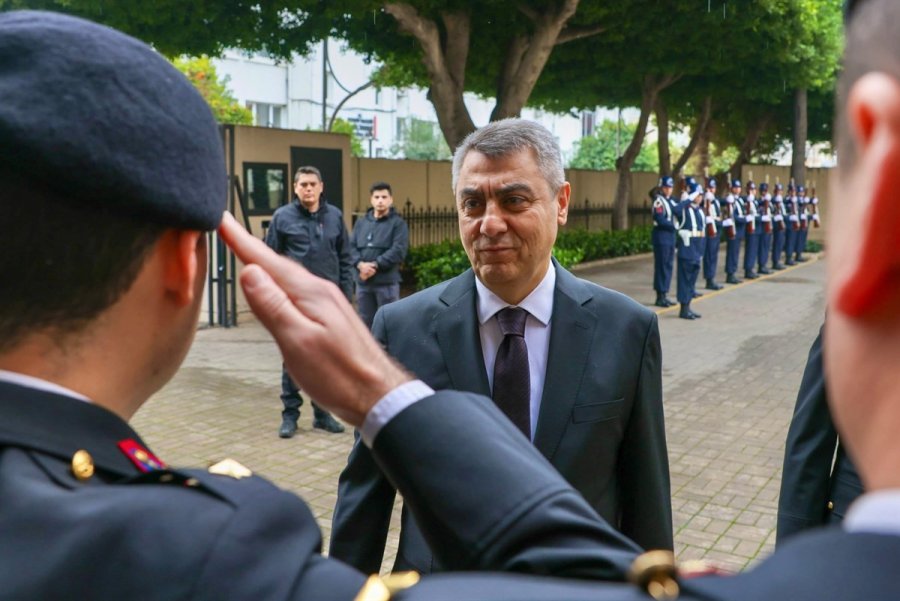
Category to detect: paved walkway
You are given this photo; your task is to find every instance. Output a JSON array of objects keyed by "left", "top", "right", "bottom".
[{"left": 132, "top": 252, "right": 826, "bottom": 574}]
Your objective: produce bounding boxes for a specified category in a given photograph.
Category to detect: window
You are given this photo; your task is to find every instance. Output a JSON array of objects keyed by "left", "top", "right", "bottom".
[
  {"left": 243, "top": 163, "right": 287, "bottom": 215},
  {"left": 248, "top": 102, "right": 285, "bottom": 128}
]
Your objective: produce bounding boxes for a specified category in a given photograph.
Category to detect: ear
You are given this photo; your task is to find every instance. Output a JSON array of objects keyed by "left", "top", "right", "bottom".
[
  {"left": 835, "top": 73, "right": 900, "bottom": 318},
  {"left": 557, "top": 182, "right": 571, "bottom": 226},
  {"left": 160, "top": 230, "right": 203, "bottom": 307}
]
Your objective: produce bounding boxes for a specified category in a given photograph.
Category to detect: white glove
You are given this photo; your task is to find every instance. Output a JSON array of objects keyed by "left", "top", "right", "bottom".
[
  {"left": 679, "top": 230, "right": 691, "bottom": 246},
  {"left": 813, "top": 214, "right": 821, "bottom": 222},
  {"left": 774, "top": 215, "right": 784, "bottom": 222},
  {"left": 726, "top": 195, "right": 735, "bottom": 204},
  {"left": 680, "top": 191, "right": 689, "bottom": 201},
  {"left": 761, "top": 215, "right": 772, "bottom": 222},
  {"left": 789, "top": 215, "right": 799, "bottom": 222},
  {"left": 722, "top": 218, "right": 734, "bottom": 227},
  {"left": 706, "top": 215, "right": 715, "bottom": 224},
  {"left": 704, "top": 191, "right": 715, "bottom": 201}
]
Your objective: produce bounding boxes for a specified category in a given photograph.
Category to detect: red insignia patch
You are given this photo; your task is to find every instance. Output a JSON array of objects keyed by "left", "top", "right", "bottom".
[
  {"left": 655, "top": 205, "right": 664, "bottom": 214},
  {"left": 117, "top": 439, "right": 167, "bottom": 473}
]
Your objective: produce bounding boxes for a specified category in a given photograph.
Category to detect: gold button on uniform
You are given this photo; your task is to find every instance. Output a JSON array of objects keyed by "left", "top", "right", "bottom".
[
  {"left": 71, "top": 449, "right": 94, "bottom": 481},
  {"left": 827, "top": 501, "right": 835, "bottom": 511}
]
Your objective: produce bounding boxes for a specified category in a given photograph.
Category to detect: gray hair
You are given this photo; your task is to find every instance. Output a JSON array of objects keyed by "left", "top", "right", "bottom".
[{"left": 451, "top": 119, "right": 565, "bottom": 194}]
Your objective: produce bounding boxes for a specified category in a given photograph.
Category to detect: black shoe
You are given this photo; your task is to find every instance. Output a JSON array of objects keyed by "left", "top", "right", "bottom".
[
  {"left": 679, "top": 305, "right": 696, "bottom": 320},
  {"left": 654, "top": 293, "right": 668, "bottom": 308},
  {"left": 745, "top": 271, "right": 759, "bottom": 279},
  {"left": 279, "top": 417, "right": 298, "bottom": 439},
  {"left": 313, "top": 414, "right": 346, "bottom": 433},
  {"left": 705, "top": 280, "right": 724, "bottom": 290},
  {"left": 693, "top": 291, "right": 703, "bottom": 298},
  {"left": 726, "top": 274, "right": 741, "bottom": 284},
  {"left": 786, "top": 260, "right": 796, "bottom": 266},
  {"left": 773, "top": 263, "right": 785, "bottom": 270},
  {"left": 796, "top": 256, "right": 808, "bottom": 262},
  {"left": 690, "top": 310, "right": 702, "bottom": 319},
  {"left": 758, "top": 268, "right": 772, "bottom": 275}
]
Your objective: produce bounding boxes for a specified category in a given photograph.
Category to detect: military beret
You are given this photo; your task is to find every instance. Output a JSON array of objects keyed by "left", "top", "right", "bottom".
[{"left": 0, "top": 11, "right": 225, "bottom": 230}]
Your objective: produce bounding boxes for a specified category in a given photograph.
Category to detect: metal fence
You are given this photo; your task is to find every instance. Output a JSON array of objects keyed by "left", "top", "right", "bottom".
[{"left": 399, "top": 199, "right": 653, "bottom": 247}]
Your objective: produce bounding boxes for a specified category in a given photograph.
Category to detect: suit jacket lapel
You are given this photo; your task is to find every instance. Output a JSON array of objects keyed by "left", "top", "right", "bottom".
[
  {"left": 533, "top": 265, "right": 598, "bottom": 459},
  {"left": 433, "top": 270, "right": 491, "bottom": 397}
]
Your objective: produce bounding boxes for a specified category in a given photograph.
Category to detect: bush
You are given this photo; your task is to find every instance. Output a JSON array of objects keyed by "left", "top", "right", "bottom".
[
  {"left": 405, "top": 225, "right": 653, "bottom": 290},
  {"left": 805, "top": 239, "right": 823, "bottom": 253}
]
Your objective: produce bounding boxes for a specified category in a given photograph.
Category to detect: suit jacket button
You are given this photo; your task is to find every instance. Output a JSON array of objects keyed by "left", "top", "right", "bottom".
[{"left": 71, "top": 449, "right": 94, "bottom": 481}]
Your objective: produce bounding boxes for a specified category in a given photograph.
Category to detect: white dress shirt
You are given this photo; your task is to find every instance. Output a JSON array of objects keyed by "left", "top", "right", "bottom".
[
  {"left": 475, "top": 264, "right": 556, "bottom": 441},
  {"left": 844, "top": 490, "right": 900, "bottom": 535}
]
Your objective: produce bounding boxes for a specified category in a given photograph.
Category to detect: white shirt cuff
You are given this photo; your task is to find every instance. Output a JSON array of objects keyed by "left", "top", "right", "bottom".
[{"left": 360, "top": 379, "right": 435, "bottom": 447}]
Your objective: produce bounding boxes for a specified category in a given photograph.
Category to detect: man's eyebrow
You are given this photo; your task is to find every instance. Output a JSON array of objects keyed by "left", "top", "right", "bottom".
[
  {"left": 458, "top": 186, "right": 484, "bottom": 199},
  {"left": 496, "top": 182, "right": 535, "bottom": 196}
]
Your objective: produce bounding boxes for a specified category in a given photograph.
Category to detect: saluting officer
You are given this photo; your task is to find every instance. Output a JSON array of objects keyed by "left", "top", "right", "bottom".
[
  {"left": 651, "top": 175, "right": 678, "bottom": 307},
  {"left": 771, "top": 182, "right": 788, "bottom": 270},
  {"left": 723, "top": 179, "right": 747, "bottom": 284},
  {"left": 674, "top": 183, "right": 706, "bottom": 320},
  {"left": 756, "top": 182, "right": 774, "bottom": 275},
  {"left": 702, "top": 177, "right": 724, "bottom": 290}
]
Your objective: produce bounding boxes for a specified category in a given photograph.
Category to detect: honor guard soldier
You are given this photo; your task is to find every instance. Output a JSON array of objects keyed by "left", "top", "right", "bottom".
[
  {"left": 723, "top": 179, "right": 747, "bottom": 284},
  {"left": 674, "top": 184, "right": 706, "bottom": 319},
  {"left": 756, "top": 182, "right": 774, "bottom": 275},
  {"left": 651, "top": 175, "right": 678, "bottom": 307},
  {"left": 742, "top": 181, "right": 761, "bottom": 279},
  {"left": 784, "top": 183, "right": 799, "bottom": 265},
  {"left": 702, "top": 178, "right": 724, "bottom": 290},
  {"left": 771, "top": 183, "right": 788, "bottom": 270},
  {"left": 795, "top": 185, "right": 810, "bottom": 262}
]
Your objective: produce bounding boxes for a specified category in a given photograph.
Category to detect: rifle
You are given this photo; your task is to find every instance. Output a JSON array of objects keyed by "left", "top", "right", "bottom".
[
  {"left": 762, "top": 186, "right": 772, "bottom": 234},
  {"left": 774, "top": 184, "right": 786, "bottom": 232},
  {"left": 722, "top": 173, "right": 736, "bottom": 240},
  {"left": 704, "top": 190, "right": 717, "bottom": 237},
  {"left": 789, "top": 179, "right": 800, "bottom": 232}
]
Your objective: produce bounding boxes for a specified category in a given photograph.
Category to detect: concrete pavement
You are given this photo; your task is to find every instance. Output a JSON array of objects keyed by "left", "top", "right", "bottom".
[{"left": 132, "top": 251, "right": 826, "bottom": 574}]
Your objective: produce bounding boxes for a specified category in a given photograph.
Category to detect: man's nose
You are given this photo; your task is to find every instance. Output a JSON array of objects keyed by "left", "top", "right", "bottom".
[{"left": 480, "top": 202, "right": 507, "bottom": 237}]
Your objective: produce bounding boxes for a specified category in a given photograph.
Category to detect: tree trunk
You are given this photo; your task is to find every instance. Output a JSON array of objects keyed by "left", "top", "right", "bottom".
[
  {"left": 791, "top": 87, "right": 808, "bottom": 186},
  {"left": 695, "top": 120, "right": 712, "bottom": 180},
  {"left": 672, "top": 96, "right": 713, "bottom": 177},
  {"left": 656, "top": 96, "right": 670, "bottom": 177},
  {"left": 612, "top": 74, "right": 680, "bottom": 230},
  {"left": 723, "top": 113, "right": 773, "bottom": 182},
  {"left": 385, "top": 4, "right": 475, "bottom": 148}
]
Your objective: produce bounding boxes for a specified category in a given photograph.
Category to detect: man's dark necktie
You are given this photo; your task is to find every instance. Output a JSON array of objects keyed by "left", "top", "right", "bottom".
[{"left": 493, "top": 307, "right": 531, "bottom": 438}]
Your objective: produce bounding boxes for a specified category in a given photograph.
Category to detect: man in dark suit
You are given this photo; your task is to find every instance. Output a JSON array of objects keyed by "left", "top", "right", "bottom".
[
  {"left": 330, "top": 119, "right": 672, "bottom": 574},
  {"left": 777, "top": 328, "right": 864, "bottom": 543}
]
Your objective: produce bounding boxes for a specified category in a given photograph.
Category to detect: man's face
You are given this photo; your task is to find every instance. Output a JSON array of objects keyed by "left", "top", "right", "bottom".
[
  {"left": 731, "top": 186, "right": 741, "bottom": 195},
  {"left": 294, "top": 173, "right": 323, "bottom": 212},
  {"left": 370, "top": 189, "right": 393, "bottom": 218},
  {"left": 455, "top": 148, "right": 569, "bottom": 304},
  {"left": 661, "top": 186, "right": 673, "bottom": 197}
]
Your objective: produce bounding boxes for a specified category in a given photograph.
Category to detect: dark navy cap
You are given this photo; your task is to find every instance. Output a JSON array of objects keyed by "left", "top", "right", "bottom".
[
  {"left": 731, "top": 179, "right": 742, "bottom": 188},
  {"left": 0, "top": 11, "right": 225, "bottom": 230},
  {"left": 775, "top": 183, "right": 784, "bottom": 191},
  {"left": 747, "top": 181, "right": 757, "bottom": 190},
  {"left": 797, "top": 185, "right": 806, "bottom": 193},
  {"left": 685, "top": 176, "right": 698, "bottom": 188},
  {"left": 759, "top": 182, "right": 769, "bottom": 192},
  {"left": 706, "top": 178, "right": 717, "bottom": 189},
  {"left": 660, "top": 176, "right": 674, "bottom": 187}
]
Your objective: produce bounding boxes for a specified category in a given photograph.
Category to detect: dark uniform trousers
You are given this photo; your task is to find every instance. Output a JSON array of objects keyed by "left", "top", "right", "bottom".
[
  {"left": 651, "top": 195, "right": 677, "bottom": 294},
  {"left": 676, "top": 205, "right": 705, "bottom": 304},
  {"left": 724, "top": 198, "right": 746, "bottom": 276},
  {"left": 757, "top": 224, "right": 772, "bottom": 271},
  {"left": 772, "top": 222, "right": 786, "bottom": 267}
]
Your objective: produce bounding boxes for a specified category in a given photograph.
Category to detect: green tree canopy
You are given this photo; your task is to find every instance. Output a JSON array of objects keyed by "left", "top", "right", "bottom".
[
  {"left": 570, "top": 120, "right": 658, "bottom": 173},
  {"left": 171, "top": 56, "right": 252, "bottom": 125},
  {"left": 391, "top": 118, "right": 452, "bottom": 161}
]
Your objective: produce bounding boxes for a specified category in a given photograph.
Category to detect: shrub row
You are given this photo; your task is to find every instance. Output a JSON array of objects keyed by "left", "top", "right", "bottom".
[{"left": 404, "top": 225, "right": 653, "bottom": 290}]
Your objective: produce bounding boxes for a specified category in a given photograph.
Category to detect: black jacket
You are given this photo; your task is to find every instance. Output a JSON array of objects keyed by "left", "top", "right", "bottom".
[
  {"left": 349, "top": 207, "right": 409, "bottom": 286},
  {"left": 265, "top": 198, "right": 353, "bottom": 300}
]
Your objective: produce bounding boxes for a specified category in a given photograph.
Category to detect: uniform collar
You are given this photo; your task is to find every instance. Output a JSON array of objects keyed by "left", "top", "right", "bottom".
[
  {"left": 0, "top": 369, "right": 90, "bottom": 403},
  {"left": 0, "top": 380, "right": 151, "bottom": 478},
  {"left": 844, "top": 490, "right": 900, "bottom": 535}
]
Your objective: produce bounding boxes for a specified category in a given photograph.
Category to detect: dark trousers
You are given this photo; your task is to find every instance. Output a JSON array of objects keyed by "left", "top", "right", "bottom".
[
  {"left": 785, "top": 228, "right": 797, "bottom": 262},
  {"left": 677, "top": 258, "right": 700, "bottom": 304},
  {"left": 797, "top": 228, "right": 808, "bottom": 259},
  {"left": 725, "top": 233, "right": 743, "bottom": 275},
  {"left": 772, "top": 227, "right": 786, "bottom": 265},
  {"left": 356, "top": 282, "right": 400, "bottom": 329},
  {"left": 653, "top": 244, "right": 675, "bottom": 293},
  {"left": 702, "top": 234, "right": 720, "bottom": 281},
  {"left": 757, "top": 231, "right": 772, "bottom": 270},
  {"left": 281, "top": 366, "right": 330, "bottom": 422},
  {"left": 743, "top": 232, "right": 759, "bottom": 274}
]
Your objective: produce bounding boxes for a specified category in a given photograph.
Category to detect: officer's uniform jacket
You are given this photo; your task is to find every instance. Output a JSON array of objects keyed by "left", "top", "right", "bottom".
[
  {"left": 652, "top": 194, "right": 678, "bottom": 246},
  {"left": 674, "top": 201, "right": 705, "bottom": 263},
  {"left": 726, "top": 194, "right": 748, "bottom": 240}
]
